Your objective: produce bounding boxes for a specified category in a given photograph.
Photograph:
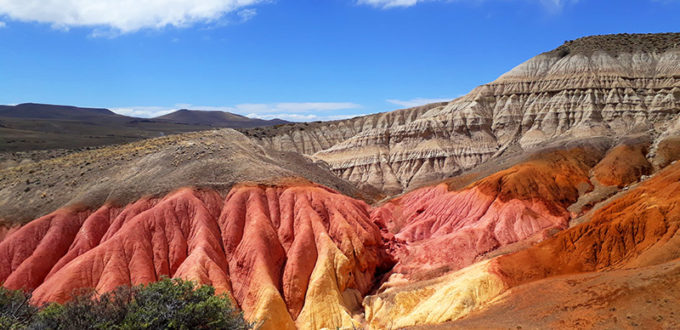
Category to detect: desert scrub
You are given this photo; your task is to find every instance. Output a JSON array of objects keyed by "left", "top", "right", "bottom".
[
  {"left": 0, "top": 287, "right": 37, "bottom": 329},
  {"left": 1, "top": 278, "right": 253, "bottom": 330}
]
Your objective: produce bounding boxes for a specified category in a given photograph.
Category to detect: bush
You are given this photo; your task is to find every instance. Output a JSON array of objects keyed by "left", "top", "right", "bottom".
[
  {"left": 121, "top": 278, "right": 251, "bottom": 329},
  {"left": 29, "top": 286, "right": 134, "bottom": 330},
  {"left": 3, "top": 278, "right": 252, "bottom": 330},
  {"left": 0, "top": 287, "right": 37, "bottom": 329}
]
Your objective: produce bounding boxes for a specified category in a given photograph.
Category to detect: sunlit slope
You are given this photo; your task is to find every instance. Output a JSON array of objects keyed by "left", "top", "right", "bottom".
[{"left": 0, "top": 184, "right": 389, "bottom": 330}]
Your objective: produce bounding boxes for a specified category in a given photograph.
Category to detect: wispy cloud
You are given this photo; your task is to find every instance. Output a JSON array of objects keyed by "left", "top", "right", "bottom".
[
  {"left": 0, "top": 0, "right": 266, "bottom": 34},
  {"left": 357, "top": 0, "right": 422, "bottom": 8},
  {"left": 237, "top": 9, "right": 258, "bottom": 22},
  {"left": 110, "top": 102, "right": 364, "bottom": 122},
  {"left": 386, "top": 97, "right": 452, "bottom": 108},
  {"left": 109, "top": 106, "right": 177, "bottom": 118},
  {"left": 0, "top": 21, "right": 5, "bottom": 28},
  {"left": 358, "top": 0, "right": 579, "bottom": 10},
  {"left": 246, "top": 113, "right": 369, "bottom": 121}
]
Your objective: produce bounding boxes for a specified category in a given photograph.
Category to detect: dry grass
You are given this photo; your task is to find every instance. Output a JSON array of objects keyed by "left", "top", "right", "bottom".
[{"left": 546, "top": 33, "right": 680, "bottom": 57}]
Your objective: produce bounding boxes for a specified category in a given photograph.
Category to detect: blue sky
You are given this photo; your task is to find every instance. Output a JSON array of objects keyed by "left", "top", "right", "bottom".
[{"left": 0, "top": 0, "right": 679, "bottom": 121}]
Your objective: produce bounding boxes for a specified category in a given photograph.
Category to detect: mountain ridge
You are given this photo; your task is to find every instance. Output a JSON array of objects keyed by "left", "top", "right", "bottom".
[
  {"left": 155, "top": 109, "right": 289, "bottom": 127},
  {"left": 0, "top": 103, "right": 289, "bottom": 152}
]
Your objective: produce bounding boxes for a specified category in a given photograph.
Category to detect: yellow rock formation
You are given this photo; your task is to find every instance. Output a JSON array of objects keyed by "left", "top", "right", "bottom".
[
  {"left": 296, "top": 233, "right": 360, "bottom": 330},
  {"left": 363, "top": 260, "right": 506, "bottom": 329}
]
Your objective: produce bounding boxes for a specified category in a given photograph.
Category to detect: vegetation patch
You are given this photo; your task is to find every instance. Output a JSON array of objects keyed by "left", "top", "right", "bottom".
[{"left": 0, "top": 278, "right": 253, "bottom": 330}]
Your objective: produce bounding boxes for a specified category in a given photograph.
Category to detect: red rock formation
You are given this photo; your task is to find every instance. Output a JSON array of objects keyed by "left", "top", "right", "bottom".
[
  {"left": 373, "top": 148, "right": 601, "bottom": 278},
  {"left": 0, "top": 208, "right": 92, "bottom": 291},
  {"left": 493, "top": 159, "right": 680, "bottom": 287},
  {"left": 364, "top": 150, "right": 680, "bottom": 329},
  {"left": 0, "top": 224, "right": 20, "bottom": 243},
  {"left": 593, "top": 142, "right": 651, "bottom": 187},
  {"left": 0, "top": 183, "right": 386, "bottom": 330},
  {"left": 397, "top": 155, "right": 680, "bottom": 329}
]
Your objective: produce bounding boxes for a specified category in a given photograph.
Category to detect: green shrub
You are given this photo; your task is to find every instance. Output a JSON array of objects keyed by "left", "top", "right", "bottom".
[
  {"left": 120, "top": 278, "right": 251, "bottom": 329},
  {"left": 0, "top": 286, "right": 37, "bottom": 329},
  {"left": 3, "top": 278, "right": 252, "bottom": 330},
  {"left": 30, "top": 286, "right": 134, "bottom": 330}
]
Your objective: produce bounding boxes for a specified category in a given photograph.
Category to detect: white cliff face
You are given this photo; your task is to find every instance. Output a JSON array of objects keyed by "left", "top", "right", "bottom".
[
  {"left": 243, "top": 104, "right": 437, "bottom": 156},
  {"left": 246, "top": 35, "right": 680, "bottom": 194}
]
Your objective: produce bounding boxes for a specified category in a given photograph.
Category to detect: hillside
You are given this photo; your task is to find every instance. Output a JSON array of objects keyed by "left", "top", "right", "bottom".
[{"left": 156, "top": 109, "right": 288, "bottom": 127}]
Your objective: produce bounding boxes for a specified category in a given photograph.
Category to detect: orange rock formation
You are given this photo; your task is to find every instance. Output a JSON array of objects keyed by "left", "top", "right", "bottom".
[
  {"left": 593, "top": 142, "right": 651, "bottom": 187},
  {"left": 364, "top": 152, "right": 680, "bottom": 329},
  {"left": 3, "top": 146, "right": 680, "bottom": 329}
]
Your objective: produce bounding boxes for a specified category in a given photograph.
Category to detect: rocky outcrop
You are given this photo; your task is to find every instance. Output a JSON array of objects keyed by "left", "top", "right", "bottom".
[
  {"left": 0, "top": 183, "right": 388, "bottom": 330},
  {"left": 593, "top": 140, "right": 652, "bottom": 187},
  {"left": 240, "top": 104, "right": 445, "bottom": 156},
  {"left": 324, "top": 37, "right": 680, "bottom": 192}
]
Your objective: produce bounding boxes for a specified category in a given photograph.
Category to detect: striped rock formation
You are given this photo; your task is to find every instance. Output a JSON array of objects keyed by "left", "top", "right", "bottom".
[
  {"left": 0, "top": 184, "right": 388, "bottom": 330},
  {"left": 364, "top": 146, "right": 680, "bottom": 329},
  {"left": 245, "top": 33, "right": 680, "bottom": 194}
]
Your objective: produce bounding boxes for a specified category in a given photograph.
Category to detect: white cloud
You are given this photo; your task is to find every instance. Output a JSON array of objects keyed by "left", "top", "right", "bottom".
[
  {"left": 0, "top": 21, "right": 5, "bottom": 28},
  {"left": 110, "top": 106, "right": 177, "bottom": 118},
  {"left": 358, "top": 0, "right": 579, "bottom": 10},
  {"left": 386, "top": 97, "right": 452, "bottom": 108},
  {"left": 110, "top": 102, "right": 364, "bottom": 122},
  {"left": 247, "top": 112, "right": 369, "bottom": 121},
  {"left": 237, "top": 8, "right": 258, "bottom": 22},
  {"left": 0, "top": 0, "right": 266, "bottom": 34},
  {"left": 358, "top": 0, "right": 421, "bottom": 8}
]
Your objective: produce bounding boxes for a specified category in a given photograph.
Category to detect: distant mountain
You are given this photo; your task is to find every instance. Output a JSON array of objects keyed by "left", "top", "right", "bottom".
[
  {"left": 155, "top": 109, "right": 289, "bottom": 128},
  {"left": 0, "top": 103, "right": 123, "bottom": 121},
  {"left": 0, "top": 103, "right": 288, "bottom": 152}
]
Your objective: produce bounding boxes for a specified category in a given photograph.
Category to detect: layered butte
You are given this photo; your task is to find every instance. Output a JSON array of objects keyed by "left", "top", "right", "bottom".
[{"left": 245, "top": 33, "right": 680, "bottom": 193}]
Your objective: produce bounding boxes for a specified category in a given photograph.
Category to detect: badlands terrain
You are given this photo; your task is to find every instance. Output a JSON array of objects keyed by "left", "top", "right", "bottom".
[{"left": 2, "top": 32, "right": 680, "bottom": 329}]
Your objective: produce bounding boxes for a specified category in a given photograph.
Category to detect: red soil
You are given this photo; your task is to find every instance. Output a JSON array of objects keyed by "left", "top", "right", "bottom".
[
  {"left": 3, "top": 144, "right": 676, "bottom": 329},
  {"left": 373, "top": 148, "right": 600, "bottom": 278},
  {"left": 593, "top": 143, "right": 651, "bottom": 187},
  {"left": 492, "top": 159, "right": 680, "bottom": 287},
  {"left": 0, "top": 184, "right": 387, "bottom": 329}
]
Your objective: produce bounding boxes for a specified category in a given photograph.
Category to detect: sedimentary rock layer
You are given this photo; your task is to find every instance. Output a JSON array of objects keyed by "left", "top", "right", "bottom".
[
  {"left": 364, "top": 151, "right": 680, "bottom": 329},
  {"left": 240, "top": 103, "right": 446, "bottom": 156},
  {"left": 245, "top": 34, "right": 680, "bottom": 194},
  {"left": 592, "top": 140, "right": 651, "bottom": 187},
  {"left": 0, "top": 183, "right": 387, "bottom": 330},
  {"left": 371, "top": 147, "right": 601, "bottom": 279}
]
